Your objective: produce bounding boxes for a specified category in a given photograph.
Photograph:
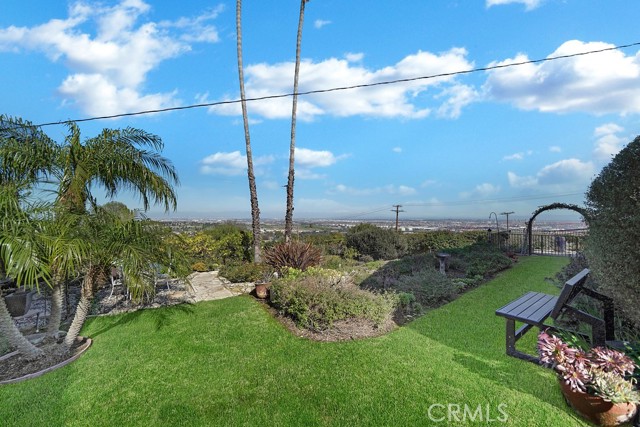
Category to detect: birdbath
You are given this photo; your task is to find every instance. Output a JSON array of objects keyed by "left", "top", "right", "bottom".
[{"left": 436, "top": 253, "right": 450, "bottom": 275}]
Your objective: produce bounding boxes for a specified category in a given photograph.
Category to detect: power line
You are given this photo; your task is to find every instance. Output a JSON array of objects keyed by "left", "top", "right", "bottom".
[
  {"left": 30, "top": 40, "right": 640, "bottom": 128},
  {"left": 391, "top": 204, "right": 404, "bottom": 231}
]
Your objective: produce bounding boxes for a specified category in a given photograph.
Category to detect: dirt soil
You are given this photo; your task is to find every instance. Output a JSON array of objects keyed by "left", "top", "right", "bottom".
[{"left": 0, "top": 337, "right": 89, "bottom": 383}]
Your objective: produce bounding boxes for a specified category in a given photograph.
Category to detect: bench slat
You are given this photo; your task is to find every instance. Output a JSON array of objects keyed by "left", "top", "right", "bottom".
[{"left": 496, "top": 291, "right": 558, "bottom": 324}]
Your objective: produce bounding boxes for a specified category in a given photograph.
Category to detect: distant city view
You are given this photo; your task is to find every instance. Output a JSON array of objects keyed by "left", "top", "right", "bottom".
[{"left": 159, "top": 217, "right": 587, "bottom": 235}]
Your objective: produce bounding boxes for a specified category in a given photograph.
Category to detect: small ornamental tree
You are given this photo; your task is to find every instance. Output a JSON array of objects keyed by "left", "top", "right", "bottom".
[
  {"left": 585, "top": 135, "right": 640, "bottom": 332},
  {"left": 346, "top": 223, "right": 407, "bottom": 261}
]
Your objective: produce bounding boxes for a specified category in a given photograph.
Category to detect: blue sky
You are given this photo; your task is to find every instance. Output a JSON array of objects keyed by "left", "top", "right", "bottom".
[{"left": 1, "top": 0, "right": 639, "bottom": 221}]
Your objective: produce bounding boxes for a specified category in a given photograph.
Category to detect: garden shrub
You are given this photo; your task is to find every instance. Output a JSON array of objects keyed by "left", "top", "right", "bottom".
[
  {"left": 269, "top": 269, "right": 397, "bottom": 331},
  {"left": 320, "top": 255, "right": 358, "bottom": 271},
  {"left": 191, "top": 261, "right": 208, "bottom": 272},
  {"left": 405, "top": 230, "right": 485, "bottom": 254},
  {"left": 447, "top": 242, "right": 512, "bottom": 277},
  {"left": 300, "top": 232, "right": 346, "bottom": 256},
  {"left": 362, "top": 266, "right": 459, "bottom": 308},
  {"left": 585, "top": 135, "right": 640, "bottom": 333},
  {"left": 345, "top": 223, "right": 407, "bottom": 260},
  {"left": 263, "top": 241, "right": 322, "bottom": 272},
  {"left": 219, "top": 262, "right": 270, "bottom": 283},
  {"left": 179, "top": 223, "right": 252, "bottom": 268}
]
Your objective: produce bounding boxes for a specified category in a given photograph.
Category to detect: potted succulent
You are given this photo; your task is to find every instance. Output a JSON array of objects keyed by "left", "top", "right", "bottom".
[
  {"left": 254, "top": 268, "right": 276, "bottom": 300},
  {"left": 538, "top": 331, "right": 640, "bottom": 426}
]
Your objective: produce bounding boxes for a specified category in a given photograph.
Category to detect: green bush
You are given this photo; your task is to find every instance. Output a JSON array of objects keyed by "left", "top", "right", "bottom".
[
  {"left": 345, "top": 223, "right": 407, "bottom": 260},
  {"left": 405, "top": 230, "right": 485, "bottom": 254},
  {"left": 447, "top": 242, "right": 512, "bottom": 277},
  {"left": 361, "top": 265, "right": 459, "bottom": 308},
  {"left": 299, "top": 232, "right": 346, "bottom": 256},
  {"left": 219, "top": 263, "right": 270, "bottom": 283},
  {"left": 191, "top": 262, "right": 208, "bottom": 272},
  {"left": 320, "top": 255, "right": 358, "bottom": 271},
  {"left": 263, "top": 241, "right": 322, "bottom": 272},
  {"left": 179, "top": 223, "right": 253, "bottom": 268},
  {"left": 585, "top": 135, "right": 640, "bottom": 332},
  {"left": 269, "top": 269, "right": 397, "bottom": 331}
]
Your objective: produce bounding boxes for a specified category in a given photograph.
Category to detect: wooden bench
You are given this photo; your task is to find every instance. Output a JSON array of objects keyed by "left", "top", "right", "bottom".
[{"left": 495, "top": 268, "right": 615, "bottom": 363}]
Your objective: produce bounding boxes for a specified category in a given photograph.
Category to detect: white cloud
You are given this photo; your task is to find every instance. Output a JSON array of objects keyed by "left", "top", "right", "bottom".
[
  {"left": 0, "top": 0, "right": 221, "bottom": 116},
  {"left": 460, "top": 183, "right": 501, "bottom": 199},
  {"left": 593, "top": 123, "right": 626, "bottom": 162},
  {"left": 486, "top": 0, "right": 543, "bottom": 11},
  {"left": 314, "top": 19, "right": 331, "bottom": 29},
  {"left": 295, "top": 147, "right": 340, "bottom": 168},
  {"left": 484, "top": 40, "right": 640, "bottom": 115},
  {"left": 549, "top": 146, "right": 562, "bottom": 153},
  {"left": 392, "top": 147, "right": 402, "bottom": 153},
  {"left": 345, "top": 52, "right": 364, "bottom": 62},
  {"left": 333, "top": 184, "right": 416, "bottom": 196},
  {"left": 210, "top": 48, "right": 476, "bottom": 120},
  {"left": 508, "top": 158, "right": 595, "bottom": 189},
  {"left": 504, "top": 153, "right": 523, "bottom": 161},
  {"left": 200, "top": 151, "right": 273, "bottom": 176},
  {"left": 293, "top": 147, "right": 347, "bottom": 180},
  {"left": 503, "top": 150, "right": 532, "bottom": 161}
]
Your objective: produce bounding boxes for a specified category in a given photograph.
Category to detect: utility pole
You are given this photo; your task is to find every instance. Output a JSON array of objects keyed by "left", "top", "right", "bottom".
[
  {"left": 500, "top": 211, "right": 515, "bottom": 232},
  {"left": 391, "top": 205, "right": 404, "bottom": 232}
]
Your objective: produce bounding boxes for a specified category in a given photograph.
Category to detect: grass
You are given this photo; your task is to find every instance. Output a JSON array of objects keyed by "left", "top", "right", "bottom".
[{"left": 0, "top": 256, "right": 591, "bottom": 426}]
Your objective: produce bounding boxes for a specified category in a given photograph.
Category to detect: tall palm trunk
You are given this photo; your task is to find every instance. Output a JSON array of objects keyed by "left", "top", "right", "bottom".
[
  {"left": 44, "top": 278, "right": 64, "bottom": 341},
  {"left": 0, "top": 297, "right": 43, "bottom": 360},
  {"left": 236, "top": 0, "right": 262, "bottom": 262},
  {"left": 285, "top": 0, "right": 309, "bottom": 243},
  {"left": 64, "top": 267, "right": 97, "bottom": 350}
]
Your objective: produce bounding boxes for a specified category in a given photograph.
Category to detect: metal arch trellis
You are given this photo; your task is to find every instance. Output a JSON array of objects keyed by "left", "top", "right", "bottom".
[{"left": 525, "top": 203, "right": 590, "bottom": 255}]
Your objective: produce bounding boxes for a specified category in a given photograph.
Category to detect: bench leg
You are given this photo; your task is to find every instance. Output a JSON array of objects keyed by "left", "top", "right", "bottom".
[{"left": 504, "top": 319, "right": 540, "bottom": 364}]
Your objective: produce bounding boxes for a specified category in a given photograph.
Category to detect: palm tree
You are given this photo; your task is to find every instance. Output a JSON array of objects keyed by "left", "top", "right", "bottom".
[
  {"left": 44, "top": 122, "right": 179, "bottom": 337},
  {"left": 63, "top": 209, "right": 186, "bottom": 350},
  {"left": 284, "top": 0, "right": 310, "bottom": 243},
  {"left": 0, "top": 187, "right": 83, "bottom": 359},
  {"left": 55, "top": 122, "right": 178, "bottom": 214},
  {"left": 236, "top": 0, "right": 262, "bottom": 262}
]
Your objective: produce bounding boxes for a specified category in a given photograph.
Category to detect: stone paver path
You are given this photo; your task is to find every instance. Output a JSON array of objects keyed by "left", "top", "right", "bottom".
[{"left": 186, "top": 271, "right": 253, "bottom": 302}]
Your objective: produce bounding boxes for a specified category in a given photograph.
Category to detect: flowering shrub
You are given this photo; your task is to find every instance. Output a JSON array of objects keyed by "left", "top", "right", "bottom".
[{"left": 538, "top": 331, "right": 640, "bottom": 404}]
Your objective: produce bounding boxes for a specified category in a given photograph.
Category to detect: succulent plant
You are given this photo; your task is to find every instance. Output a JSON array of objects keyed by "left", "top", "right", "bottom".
[
  {"left": 538, "top": 330, "right": 640, "bottom": 403},
  {"left": 589, "top": 369, "right": 640, "bottom": 404}
]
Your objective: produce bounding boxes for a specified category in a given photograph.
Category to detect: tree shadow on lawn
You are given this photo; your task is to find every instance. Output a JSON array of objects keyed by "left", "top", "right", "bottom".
[{"left": 86, "top": 303, "right": 194, "bottom": 338}]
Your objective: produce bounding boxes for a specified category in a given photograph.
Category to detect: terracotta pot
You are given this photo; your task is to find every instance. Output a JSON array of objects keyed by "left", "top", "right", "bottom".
[
  {"left": 4, "top": 291, "right": 34, "bottom": 317},
  {"left": 254, "top": 283, "right": 269, "bottom": 299},
  {"left": 559, "top": 380, "right": 637, "bottom": 426}
]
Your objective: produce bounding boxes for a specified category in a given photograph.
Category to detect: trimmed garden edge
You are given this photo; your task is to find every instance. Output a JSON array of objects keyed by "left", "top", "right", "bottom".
[{"left": 0, "top": 337, "right": 92, "bottom": 386}]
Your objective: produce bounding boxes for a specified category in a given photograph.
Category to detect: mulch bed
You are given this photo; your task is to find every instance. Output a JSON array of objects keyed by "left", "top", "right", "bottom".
[{"left": 0, "top": 337, "right": 90, "bottom": 384}]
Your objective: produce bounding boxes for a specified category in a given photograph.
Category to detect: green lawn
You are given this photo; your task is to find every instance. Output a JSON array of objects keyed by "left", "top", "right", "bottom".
[{"left": 0, "top": 256, "right": 591, "bottom": 426}]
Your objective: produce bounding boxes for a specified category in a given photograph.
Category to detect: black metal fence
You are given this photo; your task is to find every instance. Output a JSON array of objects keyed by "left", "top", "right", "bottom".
[{"left": 488, "top": 228, "right": 588, "bottom": 256}]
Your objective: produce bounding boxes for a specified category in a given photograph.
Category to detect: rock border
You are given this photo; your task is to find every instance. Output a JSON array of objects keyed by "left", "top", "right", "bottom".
[{"left": 0, "top": 337, "right": 92, "bottom": 386}]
